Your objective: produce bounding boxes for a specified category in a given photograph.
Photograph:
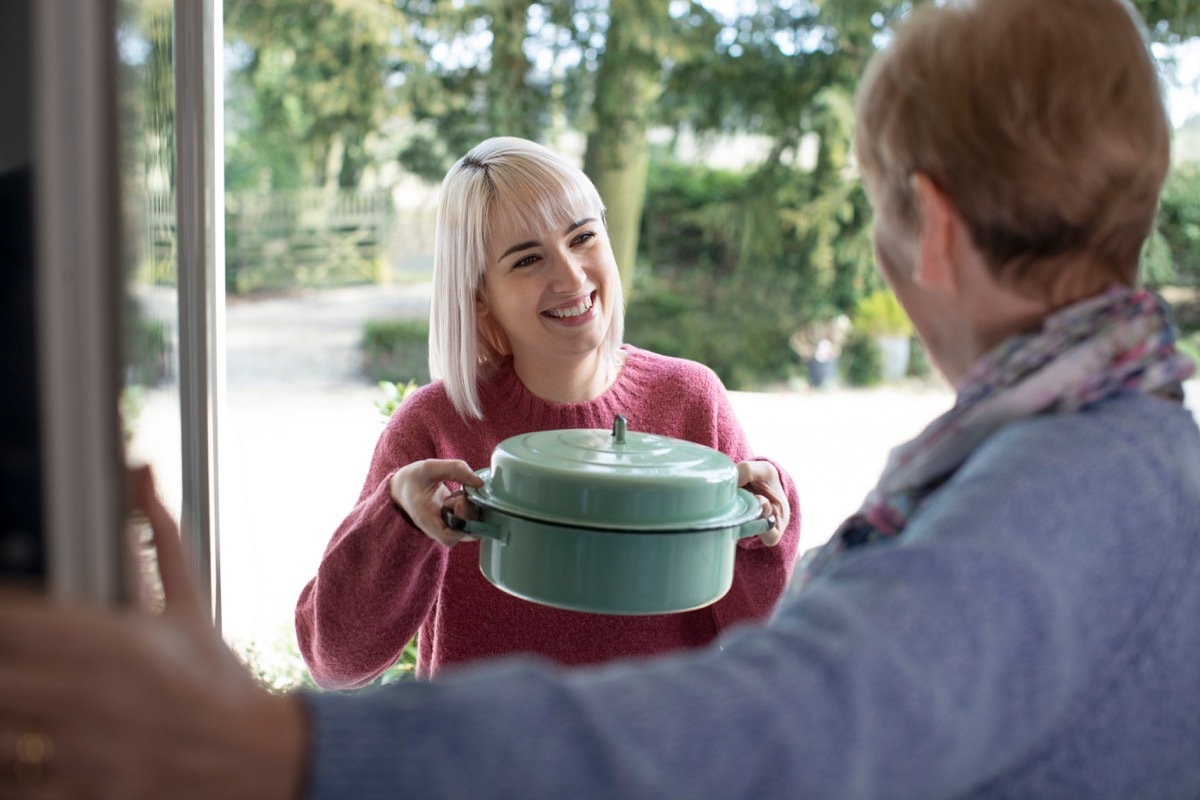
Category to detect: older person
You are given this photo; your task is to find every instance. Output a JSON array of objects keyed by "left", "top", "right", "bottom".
[{"left": 0, "top": 0, "right": 1198, "bottom": 797}]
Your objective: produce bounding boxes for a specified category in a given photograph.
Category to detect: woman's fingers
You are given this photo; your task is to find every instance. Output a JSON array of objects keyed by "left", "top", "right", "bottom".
[
  {"left": 390, "top": 460, "right": 482, "bottom": 547},
  {"left": 737, "top": 461, "right": 789, "bottom": 546}
]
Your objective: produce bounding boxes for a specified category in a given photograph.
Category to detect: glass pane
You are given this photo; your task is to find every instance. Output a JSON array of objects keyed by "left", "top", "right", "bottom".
[{"left": 118, "top": 0, "right": 183, "bottom": 532}]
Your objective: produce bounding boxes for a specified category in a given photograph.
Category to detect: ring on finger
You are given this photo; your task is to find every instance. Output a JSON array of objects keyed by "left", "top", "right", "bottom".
[{"left": 13, "top": 729, "right": 54, "bottom": 784}]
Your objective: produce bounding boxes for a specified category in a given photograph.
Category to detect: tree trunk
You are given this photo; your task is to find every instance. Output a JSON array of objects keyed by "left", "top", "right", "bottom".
[
  {"left": 487, "top": 0, "right": 539, "bottom": 140},
  {"left": 582, "top": 0, "right": 664, "bottom": 299}
]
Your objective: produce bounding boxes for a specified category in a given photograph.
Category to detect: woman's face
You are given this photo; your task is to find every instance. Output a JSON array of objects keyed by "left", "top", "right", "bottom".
[{"left": 478, "top": 201, "right": 618, "bottom": 369}]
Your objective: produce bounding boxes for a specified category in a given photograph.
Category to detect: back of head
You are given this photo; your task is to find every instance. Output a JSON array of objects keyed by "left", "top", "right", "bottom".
[
  {"left": 854, "top": 0, "right": 1170, "bottom": 294},
  {"left": 429, "top": 136, "right": 620, "bottom": 419}
]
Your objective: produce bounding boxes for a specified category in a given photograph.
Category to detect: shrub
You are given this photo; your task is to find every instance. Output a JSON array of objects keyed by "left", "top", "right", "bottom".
[
  {"left": 841, "top": 329, "right": 882, "bottom": 387},
  {"left": 1155, "top": 164, "right": 1200, "bottom": 287},
  {"left": 362, "top": 318, "right": 431, "bottom": 384},
  {"left": 625, "top": 271, "right": 798, "bottom": 390},
  {"left": 374, "top": 379, "right": 421, "bottom": 418},
  {"left": 235, "top": 625, "right": 417, "bottom": 694},
  {"left": 125, "top": 305, "right": 172, "bottom": 388},
  {"left": 853, "top": 289, "right": 912, "bottom": 337}
]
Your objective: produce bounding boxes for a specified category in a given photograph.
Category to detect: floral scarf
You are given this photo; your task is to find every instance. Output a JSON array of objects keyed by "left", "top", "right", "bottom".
[{"left": 797, "top": 285, "right": 1196, "bottom": 585}]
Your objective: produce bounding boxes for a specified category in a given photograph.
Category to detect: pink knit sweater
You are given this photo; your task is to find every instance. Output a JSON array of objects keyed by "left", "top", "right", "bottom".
[{"left": 295, "top": 346, "right": 801, "bottom": 687}]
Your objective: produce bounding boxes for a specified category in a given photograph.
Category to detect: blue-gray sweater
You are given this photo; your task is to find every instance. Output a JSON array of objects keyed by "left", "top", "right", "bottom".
[{"left": 305, "top": 393, "right": 1200, "bottom": 799}]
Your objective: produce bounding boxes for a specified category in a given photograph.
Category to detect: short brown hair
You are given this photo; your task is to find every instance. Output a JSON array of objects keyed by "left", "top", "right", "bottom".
[{"left": 854, "top": 0, "right": 1170, "bottom": 292}]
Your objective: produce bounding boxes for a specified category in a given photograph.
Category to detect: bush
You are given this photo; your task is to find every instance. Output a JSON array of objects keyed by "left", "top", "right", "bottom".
[
  {"left": 374, "top": 379, "right": 421, "bottom": 418},
  {"left": 625, "top": 271, "right": 798, "bottom": 390},
  {"left": 1155, "top": 164, "right": 1200, "bottom": 287},
  {"left": 235, "top": 625, "right": 417, "bottom": 694},
  {"left": 125, "top": 301, "right": 172, "bottom": 388},
  {"left": 362, "top": 318, "right": 431, "bottom": 384},
  {"left": 853, "top": 289, "right": 912, "bottom": 337},
  {"left": 841, "top": 329, "right": 882, "bottom": 387}
]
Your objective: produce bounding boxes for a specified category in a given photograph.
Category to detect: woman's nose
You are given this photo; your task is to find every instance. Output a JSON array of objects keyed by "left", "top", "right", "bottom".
[{"left": 549, "top": 250, "right": 587, "bottom": 292}]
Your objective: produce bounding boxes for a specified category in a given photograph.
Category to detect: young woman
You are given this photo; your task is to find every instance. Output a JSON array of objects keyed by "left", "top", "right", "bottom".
[{"left": 293, "top": 137, "right": 801, "bottom": 685}]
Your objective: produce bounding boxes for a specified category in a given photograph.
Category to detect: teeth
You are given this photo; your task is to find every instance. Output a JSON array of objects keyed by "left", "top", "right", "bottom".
[{"left": 547, "top": 297, "right": 593, "bottom": 318}]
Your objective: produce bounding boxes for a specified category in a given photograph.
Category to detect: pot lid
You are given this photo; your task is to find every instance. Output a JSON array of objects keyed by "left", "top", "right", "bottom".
[{"left": 468, "top": 415, "right": 759, "bottom": 530}]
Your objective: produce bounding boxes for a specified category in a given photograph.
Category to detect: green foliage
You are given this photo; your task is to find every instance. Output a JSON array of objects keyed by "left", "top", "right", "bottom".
[
  {"left": 125, "top": 309, "right": 171, "bottom": 388},
  {"left": 1154, "top": 164, "right": 1200, "bottom": 286},
  {"left": 375, "top": 379, "right": 421, "bottom": 419},
  {"left": 235, "top": 626, "right": 417, "bottom": 694},
  {"left": 361, "top": 319, "right": 431, "bottom": 385},
  {"left": 224, "top": 0, "right": 414, "bottom": 190},
  {"left": 640, "top": 160, "right": 749, "bottom": 273},
  {"left": 220, "top": 0, "right": 1200, "bottom": 392},
  {"left": 625, "top": 271, "right": 798, "bottom": 390},
  {"left": 853, "top": 289, "right": 913, "bottom": 337},
  {"left": 840, "top": 329, "right": 882, "bottom": 387}
]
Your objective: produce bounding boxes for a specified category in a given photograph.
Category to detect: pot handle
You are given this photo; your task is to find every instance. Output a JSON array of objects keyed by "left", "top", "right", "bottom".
[
  {"left": 736, "top": 513, "right": 775, "bottom": 540},
  {"left": 441, "top": 508, "right": 507, "bottom": 543}
]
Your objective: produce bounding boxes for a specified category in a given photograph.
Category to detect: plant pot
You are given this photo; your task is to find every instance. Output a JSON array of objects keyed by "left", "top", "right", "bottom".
[
  {"left": 875, "top": 334, "right": 911, "bottom": 381},
  {"left": 807, "top": 357, "right": 838, "bottom": 388}
]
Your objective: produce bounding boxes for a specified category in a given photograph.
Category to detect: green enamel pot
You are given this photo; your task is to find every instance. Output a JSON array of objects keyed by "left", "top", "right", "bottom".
[{"left": 445, "top": 416, "right": 772, "bottom": 615}]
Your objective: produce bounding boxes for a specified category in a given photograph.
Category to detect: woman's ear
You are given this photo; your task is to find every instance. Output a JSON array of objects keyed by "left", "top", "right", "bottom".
[
  {"left": 475, "top": 290, "right": 511, "bottom": 358},
  {"left": 911, "top": 173, "right": 963, "bottom": 293}
]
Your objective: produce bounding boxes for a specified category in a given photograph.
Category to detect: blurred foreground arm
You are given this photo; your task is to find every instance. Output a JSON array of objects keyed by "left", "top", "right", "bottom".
[{"left": 0, "top": 466, "right": 309, "bottom": 800}]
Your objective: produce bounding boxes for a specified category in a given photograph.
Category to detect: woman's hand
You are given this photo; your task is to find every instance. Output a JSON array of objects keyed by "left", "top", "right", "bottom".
[
  {"left": 737, "top": 460, "right": 789, "bottom": 547},
  {"left": 389, "top": 459, "right": 486, "bottom": 548}
]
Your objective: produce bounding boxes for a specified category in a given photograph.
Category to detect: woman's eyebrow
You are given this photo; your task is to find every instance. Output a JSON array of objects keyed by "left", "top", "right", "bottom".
[
  {"left": 566, "top": 217, "right": 597, "bottom": 233},
  {"left": 497, "top": 218, "right": 598, "bottom": 262},
  {"left": 498, "top": 239, "right": 540, "bottom": 261}
]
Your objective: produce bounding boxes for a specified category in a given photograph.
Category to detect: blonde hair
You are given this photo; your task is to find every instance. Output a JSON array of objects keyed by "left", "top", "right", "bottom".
[
  {"left": 429, "top": 137, "right": 624, "bottom": 419},
  {"left": 854, "top": 0, "right": 1170, "bottom": 293}
]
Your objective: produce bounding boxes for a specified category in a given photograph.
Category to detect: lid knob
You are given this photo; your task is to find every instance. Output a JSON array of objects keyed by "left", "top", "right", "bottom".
[{"left": 612, "top": 414, "right": 628, "bottom": 445}]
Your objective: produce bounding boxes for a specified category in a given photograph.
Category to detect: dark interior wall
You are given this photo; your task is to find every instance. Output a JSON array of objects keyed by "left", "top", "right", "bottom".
[{"left": 0, "top": 0, "right": 46, "bottom": 585}]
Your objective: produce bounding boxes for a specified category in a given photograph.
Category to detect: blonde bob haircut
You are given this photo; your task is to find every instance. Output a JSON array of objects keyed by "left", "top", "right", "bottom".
[
  {"left": 854, "top": 0, "right": 1170, "bottom": 294},
  {"left": 429, "top": 136, "right": 624, "bottom": 420}
]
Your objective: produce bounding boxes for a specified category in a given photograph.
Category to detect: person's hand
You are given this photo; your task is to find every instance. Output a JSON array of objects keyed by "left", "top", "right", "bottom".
[
  {"left": 0, "top": 466, "right": 308, "bottom": 800},
  {"left": 737, "top": 460, "right": 789, "bottom": 547},
  {"left": 389, "top": 459, "right": 486, "bottom": 548}
]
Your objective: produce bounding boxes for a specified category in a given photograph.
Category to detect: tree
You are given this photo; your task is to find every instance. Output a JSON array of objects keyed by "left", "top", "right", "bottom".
[
  {"left": 225, "top": 0, "right": 415, "bottom": 190},
  {"left": 394, "top": 0, "right": 554, "bottom": 181},
  {"left": 581, "top": 0, "right": 673, "bottom": 289}
]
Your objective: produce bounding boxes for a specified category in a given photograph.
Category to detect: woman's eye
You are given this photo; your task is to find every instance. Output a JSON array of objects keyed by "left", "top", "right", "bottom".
[
  {"left": 513, "top": 254, "right": 539, "bottom": 269},
  {"left": 571, "top": 231, "right": 596, "bottom": 247}
]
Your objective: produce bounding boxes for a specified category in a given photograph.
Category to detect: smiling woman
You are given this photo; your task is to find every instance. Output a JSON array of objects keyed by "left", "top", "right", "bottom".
[{"left": 292, "top": 136, "right": 802, "bottom": 686}]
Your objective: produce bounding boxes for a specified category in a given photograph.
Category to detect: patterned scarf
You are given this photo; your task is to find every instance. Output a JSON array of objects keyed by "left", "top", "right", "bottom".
[{"left": 797, "top": 285, "right": 1196, "bottom": 585}]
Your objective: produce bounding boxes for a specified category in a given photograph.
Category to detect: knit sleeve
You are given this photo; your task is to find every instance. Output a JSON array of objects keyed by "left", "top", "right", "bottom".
[
  {"left": 294, "top": 387, "right": 451, "bottom": 690},
  {"left": 701, "top": 369, "right": 802, "bottom": 631}
]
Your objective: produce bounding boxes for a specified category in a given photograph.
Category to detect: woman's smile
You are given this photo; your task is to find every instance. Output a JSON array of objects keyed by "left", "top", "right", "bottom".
[{"left": 543, "top": 292, "right": 596, "bottom": 324}]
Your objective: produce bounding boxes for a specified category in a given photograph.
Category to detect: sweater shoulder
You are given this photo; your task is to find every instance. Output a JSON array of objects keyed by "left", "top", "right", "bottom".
[
  {"left": 914, "top": 394, "right": 1200, "bottom": 583},
  {"left": 965, "top": 393, "right": 1200, "bottom": 490},
  {"left": 620, "top": 346, "right": 726, "bottom": 397},
  {"left": 377, "top": 379, "right": 472, "bottom": 455},
  {"left": 386, "top": 380, "right": 456, "bottom": 423}
]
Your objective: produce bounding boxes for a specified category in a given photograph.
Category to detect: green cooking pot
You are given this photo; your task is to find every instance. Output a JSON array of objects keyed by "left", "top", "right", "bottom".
[{"left": 445, "top": 416, "right": 772, "bottom": 615}]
